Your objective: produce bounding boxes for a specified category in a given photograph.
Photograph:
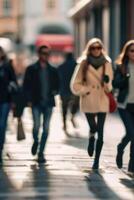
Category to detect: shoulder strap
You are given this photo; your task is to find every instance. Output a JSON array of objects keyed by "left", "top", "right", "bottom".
[
  {"left": 102, "top": 64, "right": 105, "bottom": 76},
  {"left": 101, "top": 64, "right": 106, "bottom": 87}
]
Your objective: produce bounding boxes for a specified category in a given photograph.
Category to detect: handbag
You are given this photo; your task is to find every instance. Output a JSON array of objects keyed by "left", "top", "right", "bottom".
[
  {"left": 102, "top": 64, "right": 117, "bottom": 113},
  {"left": 105, "top": 92, "right": 117, "bottom": 113},
  {"left": 17, "top": 118, "right": 26, "bottom": 141}
]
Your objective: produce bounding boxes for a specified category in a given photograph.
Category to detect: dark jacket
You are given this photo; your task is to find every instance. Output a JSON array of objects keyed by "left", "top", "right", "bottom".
[
  {"left": 12, "top": 73, "right": 26, "bottom": 117},
  {"left": 23, "top": 61, "right": 59, "bottom": 107},
  {"left": 58, "top": 55, "right": 76, "bottom": 96},
  {"left": 113, "top": 66, "right": 129, "bottom": 103},
  {"left": 0, "top": 60, "right": 17, "bottom": 103}
]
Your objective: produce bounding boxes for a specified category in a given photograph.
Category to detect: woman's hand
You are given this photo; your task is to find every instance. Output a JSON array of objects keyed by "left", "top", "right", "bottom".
[{"left": 103, "top": 75, "right": 109, "bottom": 83}]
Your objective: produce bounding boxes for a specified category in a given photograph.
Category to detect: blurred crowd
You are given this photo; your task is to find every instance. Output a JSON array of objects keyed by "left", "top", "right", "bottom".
[{"left": 0, "top": 38, "right": 134, "bottom": 176}]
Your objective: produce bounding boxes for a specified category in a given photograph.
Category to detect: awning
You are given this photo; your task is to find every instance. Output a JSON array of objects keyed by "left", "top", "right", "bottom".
[{"left": 35, "top": 34, "right": 74, "bottom": 51}]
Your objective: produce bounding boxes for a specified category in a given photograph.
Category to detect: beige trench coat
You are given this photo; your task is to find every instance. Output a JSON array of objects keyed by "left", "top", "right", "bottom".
[{"left": 70, "top": 60, "right": 113, "bottom": 113}]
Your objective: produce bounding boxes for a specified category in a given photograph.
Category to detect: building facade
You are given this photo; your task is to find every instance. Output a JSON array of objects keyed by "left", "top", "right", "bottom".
[
  {"left": 23, "top": 0, "right": 74, "bottom": 46},
  {"left": 69, "top": 0, "right": 134, "bottom": 61},
  {"left": 0, "top": 0, "right": 74, "bottom": 46},
  {"left": 0, "top": 0, "right": 24, "bottom": 40}
]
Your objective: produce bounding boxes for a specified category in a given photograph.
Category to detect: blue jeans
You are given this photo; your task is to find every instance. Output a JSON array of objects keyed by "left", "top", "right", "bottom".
[
  {"left": 32, "top": 105, "right": 53, "bottom": 155},
  {"left": 0, "top": 103, "right": 10, "bottom": 152},
  {"left": 118, "top": 108, "right": 134, "bottom": 171}
]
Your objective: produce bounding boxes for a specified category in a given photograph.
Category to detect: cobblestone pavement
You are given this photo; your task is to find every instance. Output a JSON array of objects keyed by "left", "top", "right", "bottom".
[{"left": 0, "top": 102, "right": 134, "bottom": 200}]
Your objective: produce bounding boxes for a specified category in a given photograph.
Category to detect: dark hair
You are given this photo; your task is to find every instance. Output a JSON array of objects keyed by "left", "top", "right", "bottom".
[
  {"left": 37, "top": 45, "right": 50, "bottom": 54},
  {"left": 0, "top": 46, "right": 5, "bottom": 53},
  {"left": 0, "top": 46, "right": 7, "bottom": 60},
  {"left": 115, "top": 40, "right": 134, "bottom": 75},
  {"left": 120, "top": 44, "right": 133, "bottom": 75}
]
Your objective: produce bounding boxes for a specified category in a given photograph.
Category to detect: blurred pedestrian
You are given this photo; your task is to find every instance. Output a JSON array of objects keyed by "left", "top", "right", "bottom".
[
  {"left": 113, "top": 40, "right": 134, "bottom": 174},
  {"left": 23, "top": 44, "right": 59, "bottom": 163},
  {"left": 57, "top": 49, "right": 79, "bottom": 135},
  {"left": 70, "top": 38, "right": 113, "bottom": 169},
  {"left": 0, "top": 46, "right": 17, "bottom": 163},
  {"left": 11, "top": 54, "right": 27, "bottom": 140}
]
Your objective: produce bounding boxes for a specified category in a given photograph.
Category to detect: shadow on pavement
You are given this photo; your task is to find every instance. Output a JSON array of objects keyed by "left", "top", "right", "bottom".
[
  {"left": 85, "top": 170, "right": 122, "bottom": 200},
  {"left": 27, "top": 164, "right": 50, "bottom": 200},
  {"left": 0, "top": 165, "right": 16, "bottom": 200},
  {"left": 120, "top": 178, "right": 134, "bottom": 191}
]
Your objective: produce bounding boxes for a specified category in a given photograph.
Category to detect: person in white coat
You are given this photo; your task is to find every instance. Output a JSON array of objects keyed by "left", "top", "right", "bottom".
[{"left": 70, "top": 38, "right": 113, "bottom": 169}]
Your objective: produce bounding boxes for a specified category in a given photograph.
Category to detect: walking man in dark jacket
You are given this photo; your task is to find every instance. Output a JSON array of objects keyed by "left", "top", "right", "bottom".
[
  {"left": 24, "top": 44, "right": 59, "bottom": 163},
  {"left": 58, "top": 51, "right": 79, "bottom": 135}
]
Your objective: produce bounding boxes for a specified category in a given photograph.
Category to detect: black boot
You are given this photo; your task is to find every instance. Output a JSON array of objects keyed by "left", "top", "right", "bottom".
[
  {"left": 92, "top": 140, "right": 103, "bottom": 170},
  {"left": 87, "top": 136, "right": 95, "bottom": 157},
  {"left": 116, "top": 145, "right": 124, "bottom": 169}
]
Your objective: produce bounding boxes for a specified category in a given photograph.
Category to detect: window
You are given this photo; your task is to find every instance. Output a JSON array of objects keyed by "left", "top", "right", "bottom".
[
  {"left": 3, "top": 0, "right": 12, "bottom": 16},
  {"left": 47, "top": 0, "right": 55, "bottom": 9}
]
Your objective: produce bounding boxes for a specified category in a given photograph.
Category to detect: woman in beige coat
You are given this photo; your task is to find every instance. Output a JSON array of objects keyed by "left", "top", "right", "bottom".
[{"left": 70, "top": 38, "right": 113, "bottom": 169}]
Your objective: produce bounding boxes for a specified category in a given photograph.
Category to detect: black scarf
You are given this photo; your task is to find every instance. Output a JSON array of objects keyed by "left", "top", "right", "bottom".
[{"left": 88, "top": 55, "right": 107, "bottom": 69}]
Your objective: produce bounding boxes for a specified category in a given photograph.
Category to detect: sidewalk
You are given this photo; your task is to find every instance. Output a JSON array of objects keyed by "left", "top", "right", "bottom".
[{"left": 0, "top": 106, "right": 134, "bottom": 200}]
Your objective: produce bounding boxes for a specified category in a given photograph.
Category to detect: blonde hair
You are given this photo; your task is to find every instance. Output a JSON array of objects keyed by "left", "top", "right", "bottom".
[
  {"left": 115, "top": 40, "right": 134, "bottom": 65},
  {"left": 77, "top": 37, "right": 111, "bottom": 63}
]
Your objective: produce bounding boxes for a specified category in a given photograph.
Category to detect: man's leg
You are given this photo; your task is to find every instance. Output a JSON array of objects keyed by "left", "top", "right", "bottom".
[
  {"left": 31, "top": 105, "right": 41, "bottom": 155},
  {"left": 70, "top": 96, "right": 79, "bottom": 128},
  {"left": 38, "top": 107, "right": 53, "bottom": 162},
  {"left": 61, "top": 96, "right": 70, "bottom": 132},
  {"left": 0, "top": 103, "right": 10, "bottom": 162}
]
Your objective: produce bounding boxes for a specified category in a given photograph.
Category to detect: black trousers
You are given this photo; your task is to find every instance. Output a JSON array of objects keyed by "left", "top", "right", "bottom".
[
  {"left": 85, "top": 112, "right": 106, "bottom": 142},
  {"left": 61, "top": 95, "right": 79, "bottom": 126},
  {"left": 118, "top": 108, "right": 134, "bottom": 172},
  {"left": 85, "top": 112, "right": 106, "bottom": 163}
]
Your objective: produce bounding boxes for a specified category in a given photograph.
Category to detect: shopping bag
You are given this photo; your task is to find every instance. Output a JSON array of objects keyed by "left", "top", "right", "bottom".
[
  {"left": 17, "top": 119, "right": 26, "bottom": 141},
  {"left": 106, "top": 92, "right": 117, "bottom": 113}
]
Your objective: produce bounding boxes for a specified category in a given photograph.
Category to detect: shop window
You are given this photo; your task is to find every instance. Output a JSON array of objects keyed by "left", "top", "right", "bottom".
[{"left": 2, "top": 0, "right": 12, "bottom": 16}]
